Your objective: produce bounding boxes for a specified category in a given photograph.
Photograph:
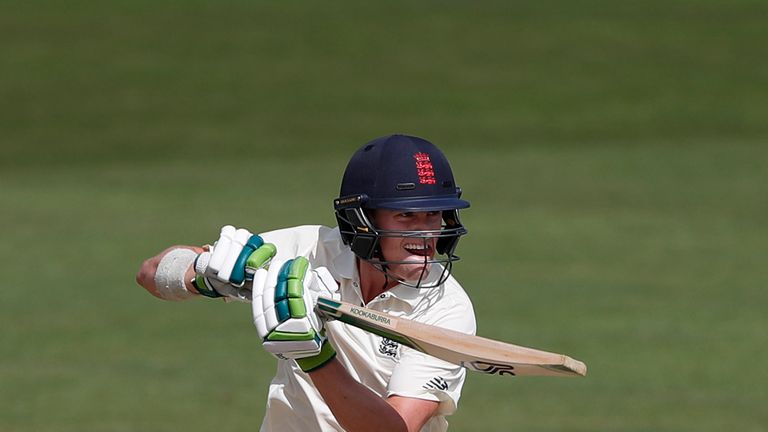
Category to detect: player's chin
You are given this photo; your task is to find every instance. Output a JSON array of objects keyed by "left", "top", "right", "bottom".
[{"left": 391, "top": 259, "right": 431, "bottom": 282}]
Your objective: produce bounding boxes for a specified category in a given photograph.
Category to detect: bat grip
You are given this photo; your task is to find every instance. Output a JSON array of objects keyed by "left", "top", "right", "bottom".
[{"left": 315, "top": 297, "right": 343, "bottom": 320}]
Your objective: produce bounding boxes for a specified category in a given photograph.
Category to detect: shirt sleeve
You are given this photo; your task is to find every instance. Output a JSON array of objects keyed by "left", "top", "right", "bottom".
[
  {"left": 259, "top": 225, "right": 323, "bottom": 262},
  {"left": 387, "top": 350, "right": 467, "bottom": 415},
  {"left": 386, "top": 291, "right": 476, "bottom": 416}
]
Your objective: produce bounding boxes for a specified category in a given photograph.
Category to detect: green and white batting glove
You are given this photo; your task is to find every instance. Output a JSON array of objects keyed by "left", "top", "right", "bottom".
[
  {"left": 193, "top": 225, "right": 276, "bottom": 301},
  {"left": 252, "top": 257, "right": 340, "bottom": 372}
]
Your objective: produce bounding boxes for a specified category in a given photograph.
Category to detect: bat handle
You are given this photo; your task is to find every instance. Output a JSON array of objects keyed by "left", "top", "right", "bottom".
[{"left": 315, "top": 297, "right": 343, "bottom": 320}]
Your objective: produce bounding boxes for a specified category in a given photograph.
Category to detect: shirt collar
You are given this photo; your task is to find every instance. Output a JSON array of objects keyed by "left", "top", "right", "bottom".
[{"left": 370, "top": 263, "right": 446, "bottom": 311}]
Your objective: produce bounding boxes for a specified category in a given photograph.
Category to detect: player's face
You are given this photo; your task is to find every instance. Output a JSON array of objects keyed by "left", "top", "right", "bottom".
[{"left": 372, "top": 209, "right": 443, "bottom": 282}]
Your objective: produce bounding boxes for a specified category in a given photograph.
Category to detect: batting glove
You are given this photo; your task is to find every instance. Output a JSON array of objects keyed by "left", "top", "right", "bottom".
[
  {"left": 193, "top": 225, "right": 276, "bottom": 301},
  {"left": 252, "top": 257, "right": 340, "bottom": 372}
]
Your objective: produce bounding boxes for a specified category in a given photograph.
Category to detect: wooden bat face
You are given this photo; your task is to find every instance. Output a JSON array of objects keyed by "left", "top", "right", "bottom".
[{"left": 315, "top": 298, "right": 587, "bottom": 378}]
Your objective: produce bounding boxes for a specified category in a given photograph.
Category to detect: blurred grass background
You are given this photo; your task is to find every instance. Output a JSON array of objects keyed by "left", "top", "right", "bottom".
[{"left": 1, "top": 1, "right": 766, "bottom": 431}]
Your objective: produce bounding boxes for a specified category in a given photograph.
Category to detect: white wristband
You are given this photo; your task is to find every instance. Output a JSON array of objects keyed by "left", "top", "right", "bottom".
[{"left": 153, "top": 248, "right": 198, "bottom": 301}]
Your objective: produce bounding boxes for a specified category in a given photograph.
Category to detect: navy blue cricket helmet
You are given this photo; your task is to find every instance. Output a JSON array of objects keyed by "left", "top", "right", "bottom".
[{"left": 334, "top": 134, "right": 469, "bottom": 287}]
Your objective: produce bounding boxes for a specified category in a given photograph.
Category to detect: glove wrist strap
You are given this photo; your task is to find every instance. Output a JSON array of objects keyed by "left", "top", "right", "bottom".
[
  {"left": 192, "top": 274, "right": 223, "bottom": 298},
  {"left": 296, "top": 342, "right": 336, "bottom": 373}
]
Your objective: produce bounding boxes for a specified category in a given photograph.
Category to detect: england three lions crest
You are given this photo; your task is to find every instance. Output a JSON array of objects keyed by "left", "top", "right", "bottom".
[{"left": 378, "top": 338, "right": 400, "bottom": 359}]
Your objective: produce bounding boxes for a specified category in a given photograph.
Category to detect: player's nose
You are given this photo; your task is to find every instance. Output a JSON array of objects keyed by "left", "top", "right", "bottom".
[{"left": 410, "top": 212, "right": 440, "bottom": 231}]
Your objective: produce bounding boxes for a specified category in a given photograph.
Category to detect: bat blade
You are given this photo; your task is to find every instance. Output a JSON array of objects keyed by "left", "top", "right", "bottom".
[{"left": 316, "top": 297, "right": 587, "bottom": 377}]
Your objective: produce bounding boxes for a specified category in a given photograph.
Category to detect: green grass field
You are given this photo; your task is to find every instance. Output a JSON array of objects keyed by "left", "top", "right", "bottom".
[{"left": 1, "top": 1, "right": 766, "bottom": 431}]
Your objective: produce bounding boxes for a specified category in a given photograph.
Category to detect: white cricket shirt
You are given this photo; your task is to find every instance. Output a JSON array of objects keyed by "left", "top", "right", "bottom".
[{"left": 258, "top": 225, "right": 476, "bottom": 432}]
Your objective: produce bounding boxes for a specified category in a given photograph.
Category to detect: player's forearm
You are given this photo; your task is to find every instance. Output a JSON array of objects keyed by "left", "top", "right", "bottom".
[{"left": 308, "top": 359, "right": 410, "bottom": 432}]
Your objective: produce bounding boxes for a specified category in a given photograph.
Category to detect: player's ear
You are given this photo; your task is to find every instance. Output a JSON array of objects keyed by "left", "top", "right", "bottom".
[{"left": 365, "top": 208, "right": 378, "bottom": 224}]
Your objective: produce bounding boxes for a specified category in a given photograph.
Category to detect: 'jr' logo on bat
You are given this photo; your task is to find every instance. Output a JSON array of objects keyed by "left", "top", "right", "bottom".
[{"left": 461, "top": 361, "right": 516, "bottom": 376}]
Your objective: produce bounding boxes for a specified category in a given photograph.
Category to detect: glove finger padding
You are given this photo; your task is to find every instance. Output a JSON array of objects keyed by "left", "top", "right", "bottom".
[
  {"left": 194, "top": 225, "right": 276, "bottom": 301},
  {"left": 215, "top": 228, "right": 251, "bottom": 282},
  {"left": 205, "top": 226, "right": 274, "bottom": 285},
  {"left": 251, "top": 257, "right": 340, "bottom": 370},
  {"left": 206, "top": 225, "right": 236, "bottom": 274}
]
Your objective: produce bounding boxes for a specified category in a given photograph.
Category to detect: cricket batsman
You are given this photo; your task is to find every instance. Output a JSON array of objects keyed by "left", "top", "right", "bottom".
[{"left": 136, "top": 134, "right": 476, "bottom": 431}]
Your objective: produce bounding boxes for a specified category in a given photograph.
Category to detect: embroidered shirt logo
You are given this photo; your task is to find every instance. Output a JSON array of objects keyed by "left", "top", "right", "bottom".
[
  {"left": 413, "top": 152, "right": 436, "bottom": 185},
  {"left": 423, "top": 376, "right": 448, "bottom": 391},
  {"left": 378, "top": 338, "right": 400, "bottom": 359}
]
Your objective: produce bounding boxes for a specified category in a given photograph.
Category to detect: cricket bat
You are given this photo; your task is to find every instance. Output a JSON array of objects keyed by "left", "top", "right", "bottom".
[{"left": 316, "top": 297, "right": 587, "bottom": 377}]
